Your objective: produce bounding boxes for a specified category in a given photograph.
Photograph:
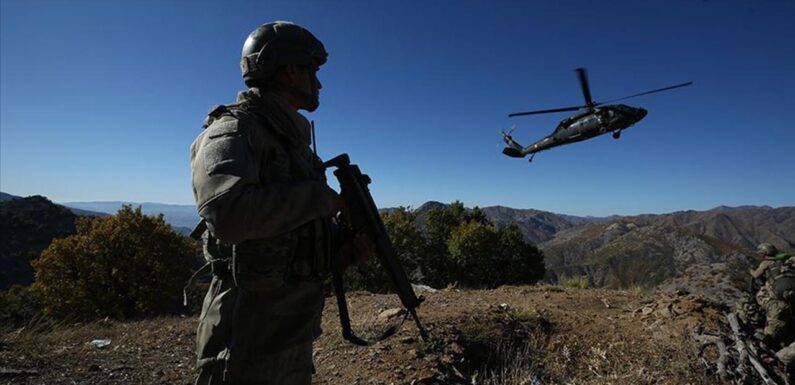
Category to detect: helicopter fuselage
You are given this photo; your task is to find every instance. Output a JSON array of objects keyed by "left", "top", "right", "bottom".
[
  {"left": 503, "top": 104, "right": 647, "bottom": 158},
  {"left": 503, "top": 67, "right": 690, "bottom": 161}
]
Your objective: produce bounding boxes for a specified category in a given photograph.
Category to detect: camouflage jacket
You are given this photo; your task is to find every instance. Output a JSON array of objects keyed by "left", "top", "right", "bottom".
[{"left": 190, "top": 88, "right": 335, "bottom": 286}]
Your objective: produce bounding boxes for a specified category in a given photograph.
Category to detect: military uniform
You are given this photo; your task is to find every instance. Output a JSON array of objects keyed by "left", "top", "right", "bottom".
[
  {"left": 751, "top": 250, "right": 795, "bottom": 344},
  {"left": 776, "top": 341, "right": 795, "bottom": 373},
  {"left": 190, "top": 88, "right": 335, "bottom": 384}
]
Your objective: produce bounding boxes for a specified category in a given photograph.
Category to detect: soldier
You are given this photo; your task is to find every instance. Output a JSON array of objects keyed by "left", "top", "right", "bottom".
[
  {"left": 190, "top": 21, "right": 368, "bottom": 384},
  {"left": 750, "top": 243, "right": 795, "bottom": 354}
]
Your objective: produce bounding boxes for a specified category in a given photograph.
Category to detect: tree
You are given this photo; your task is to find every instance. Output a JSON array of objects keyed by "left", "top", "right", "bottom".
[
  {"left": 31, "top": 206, "right": 198, "bottom": 320},
  {"left": 448, "top": 221, "right": 545, "bottom": 288},
  {"left": 346, "top": 202, "right": 546, "bottom": 291},
  {"left": 423, "top": 201, "right": 466, "bottom": 286},
  {"left": 447, "top": 221, "right": 501, "bottom": 287},
  {"left": 495, "top": 223, "right": 546, "bottom": 286},
  {"left": 345, "top": 207, "right": 427, "bottom": 293}
]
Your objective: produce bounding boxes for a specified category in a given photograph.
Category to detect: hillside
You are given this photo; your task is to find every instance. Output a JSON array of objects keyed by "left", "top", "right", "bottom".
[
  {"left": 410, "top": 202, "right": 793, "bottom": 303},
  {"left": 540, "top": 222, "right": 755, "bottom": 303},
  {"left": 0, "top": 286, "right": 728, "bottom": 385},
  {"left": 0, "top": 192, "right": 21, "bottom": 202},
  {"left": 632, "top": 206, "right": 795, "bottom": 250},
  {"left": 0, "top": 196, "right": 79, "bottom": 289}
]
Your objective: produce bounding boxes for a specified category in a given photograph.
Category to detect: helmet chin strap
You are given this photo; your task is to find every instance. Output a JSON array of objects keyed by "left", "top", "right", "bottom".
[{"left": 282, "top": 85, "right": 317, "bottom": 111}]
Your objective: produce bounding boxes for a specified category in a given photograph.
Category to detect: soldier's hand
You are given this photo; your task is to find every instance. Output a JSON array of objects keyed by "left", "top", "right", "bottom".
[
  {"left": 337, "top": 232, "right": 375, "bottom": 272},
  {"left": 326, "top": 187, "right": 346, "bottom": 217}
]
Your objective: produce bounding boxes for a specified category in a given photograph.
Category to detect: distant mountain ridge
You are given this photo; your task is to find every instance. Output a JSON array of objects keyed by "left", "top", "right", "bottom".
[
  {"left": 0, "top": 192, "right": 21, "bottom": 202},
  {"left": 60, "top": 201, "right": 197, "bottom": 235},
  {"left": 0, "top": 196, "right": 79, "bottom": 289},
  {"left": 408, "top": 201, "right": 793, "bottom": 303},
  {"left": 5, "top": 191, "right": 792, "bottom": 302}
]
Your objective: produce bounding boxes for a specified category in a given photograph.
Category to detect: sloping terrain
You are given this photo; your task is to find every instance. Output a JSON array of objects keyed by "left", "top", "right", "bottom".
[
  {"left": 632, "top": 206, "right": 795, "bottom": 250},
  {"left": 484, "top": 205, "right": 794, "bottom": 304},
  {"left": 0, "top": 286, "right": 727, "bottom": 385},
  {"left": 540, "top": 222, "right": 757, "bottom": 303},
  {"left": 0, "top": 196, "right": 79, "bottom": 289}
]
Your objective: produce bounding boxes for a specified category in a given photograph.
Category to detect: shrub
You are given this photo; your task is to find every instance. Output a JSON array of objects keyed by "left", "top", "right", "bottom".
[
  {"left": 346, "top": 207, "right": 427, "bottom": 293},
  {"left": 448, "top": 221, "right": 501, "bottom": 287},
  {"left": 559, "top": 275, "right": 590, "bottom": 289},
  {"left": 496, "top": 223, "right": 546, "bottom": 285},
  {"left": 0, "top": 285, "right": 42, "bottom": 329},
  {"left": 346, "top": 202, "right": 545, "bottom": 291},
  {"left": 31, "top": 205, "right": 198, "bottom": 320},
  {"left": 449, "top": 221, "right": 545, "bottom": 288}
]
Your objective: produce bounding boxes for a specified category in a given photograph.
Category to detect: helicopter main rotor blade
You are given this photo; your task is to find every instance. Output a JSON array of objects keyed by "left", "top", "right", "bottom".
[
  {"left": 576, "top": 68, "right": 595, "bottom": 108},
  {"left": 598, "top": 81, "right": 693, "bottom": 104},
  {"left": 508, "top": 105, "right": 584, "bottom": 117}
]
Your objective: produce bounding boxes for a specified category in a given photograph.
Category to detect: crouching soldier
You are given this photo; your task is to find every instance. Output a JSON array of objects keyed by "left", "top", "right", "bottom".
[{"left": 749, "top": 244, "right": 795, "bottom": 361}]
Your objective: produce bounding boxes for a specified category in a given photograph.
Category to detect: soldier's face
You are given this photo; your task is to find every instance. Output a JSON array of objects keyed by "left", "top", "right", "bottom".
[{"left": 295, "top": 64, "right": 321, "bottom": 112}]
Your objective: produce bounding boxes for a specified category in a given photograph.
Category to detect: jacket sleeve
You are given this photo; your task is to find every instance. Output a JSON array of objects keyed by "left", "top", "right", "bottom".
[
  {"left": 749, "top": 260, "right": 773, "bottom": 279},
  {"left": 190, "top": 116, "right": 335, "bottom": 244}
]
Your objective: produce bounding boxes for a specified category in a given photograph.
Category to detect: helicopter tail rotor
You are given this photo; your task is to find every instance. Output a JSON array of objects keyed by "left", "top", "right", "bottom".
[{"left": 501, "top": 125, "right": 525, "bottom": 158}]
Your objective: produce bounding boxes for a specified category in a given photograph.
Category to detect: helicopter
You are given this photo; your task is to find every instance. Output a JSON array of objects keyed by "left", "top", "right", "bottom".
[{"left": 502, "top": 68, "right": 692, "bottom": 161}]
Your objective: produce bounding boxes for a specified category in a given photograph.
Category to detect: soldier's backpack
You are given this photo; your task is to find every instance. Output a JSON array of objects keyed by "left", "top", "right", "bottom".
[{"left": 771, "top": 253, "right": 795, "bottom": 300}]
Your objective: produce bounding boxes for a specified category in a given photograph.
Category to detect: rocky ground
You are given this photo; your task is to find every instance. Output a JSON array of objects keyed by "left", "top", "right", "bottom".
[{"left": 1, "top": 285, "right": 735, "bottom": 385}]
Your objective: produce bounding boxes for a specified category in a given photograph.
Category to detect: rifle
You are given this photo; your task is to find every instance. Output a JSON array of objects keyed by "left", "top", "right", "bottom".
[{"left": 324, "top": 153, "right": 429, "bottom": 346}]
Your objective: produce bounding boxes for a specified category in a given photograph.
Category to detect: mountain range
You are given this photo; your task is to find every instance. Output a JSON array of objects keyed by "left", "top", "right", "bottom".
[
  {"left": 2, "top": 192, "right": 793, "bottom": 302},
  {"left": 411, "top": 201, "right": 794, "bottom": 303},
  {"left": 0, "top": 195, "right": 78, "bottom": 288},
  {"left": 59, "top": 201, "right": 197, "bottom": 235}
]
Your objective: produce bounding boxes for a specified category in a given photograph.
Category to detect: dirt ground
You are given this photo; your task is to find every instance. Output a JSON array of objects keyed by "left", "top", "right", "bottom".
[{"left": 1, "top": 285, "right": 730, "bottom": 385}]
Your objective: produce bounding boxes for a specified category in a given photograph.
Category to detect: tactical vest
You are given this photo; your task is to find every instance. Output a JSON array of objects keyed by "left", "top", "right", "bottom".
[{"left": 197, "top": 100, "right": 331, "bottom": 291}]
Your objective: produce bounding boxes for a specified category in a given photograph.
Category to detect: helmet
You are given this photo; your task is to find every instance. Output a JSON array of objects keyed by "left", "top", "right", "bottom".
[
  {"left": 757, "top": 243, "right": 778, "bottom": 257},
  {"left": 240, "top": 21, "right": 328, "bottom": 87}
]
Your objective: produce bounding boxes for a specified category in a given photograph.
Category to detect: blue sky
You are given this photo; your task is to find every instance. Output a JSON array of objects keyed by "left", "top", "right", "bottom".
[{"left": 1, "top": 0, "right": 793, "bottom": 216}]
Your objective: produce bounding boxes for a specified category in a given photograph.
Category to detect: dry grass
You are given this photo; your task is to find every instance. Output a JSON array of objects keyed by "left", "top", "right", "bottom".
[
  {"left": 559, "top": 275, "right": 590, "bottom": 289},
  {"left": 1, "top": 286, "right": 728, "bottom": 385}
]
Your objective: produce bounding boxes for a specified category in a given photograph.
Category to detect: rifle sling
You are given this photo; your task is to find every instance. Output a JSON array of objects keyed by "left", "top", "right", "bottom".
[{"left": 332, "top": 270, "right": 410, "bottom": 347}]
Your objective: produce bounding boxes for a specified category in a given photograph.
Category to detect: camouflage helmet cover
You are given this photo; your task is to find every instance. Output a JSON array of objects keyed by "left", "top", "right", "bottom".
[
  {"left": 757, "top": 243, "right": 779, "bottom": 257},
  {"left": 240, "top": 21, "right": 328, "bottom": 86}
]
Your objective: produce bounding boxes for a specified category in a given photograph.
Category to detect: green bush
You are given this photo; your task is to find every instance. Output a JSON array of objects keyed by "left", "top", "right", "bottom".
[
  {"left": 346, "top": 207, "right": 425, "bottom": 292},
  {"left": 559, "top": 275, "right": 590, "bottom": 289},
  {"left": 31, "top": 206, "right": 198, "bottom": 320},
  {"left": 448, "top": 221, "right": 546, "bottom": 288},
  {"left": 0, "top": 285, "right": 42, "bottom": 329},
  {"left": 448, "top": 221, "right": 501, "bottom": 287},
  {"left": 496, "top": 223, "right": 546, "bottom": 286},
  {"left": 347, "top": 202, "right": 545, "bottom": 292}
]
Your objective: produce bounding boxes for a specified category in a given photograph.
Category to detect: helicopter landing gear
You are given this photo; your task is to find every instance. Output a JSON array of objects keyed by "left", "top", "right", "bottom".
[
  {"left": 528, "top": 153, "right": 535, "bottom": 162},
  {"left": 612, "top": 130, "right": 621, "bottom": 140}
]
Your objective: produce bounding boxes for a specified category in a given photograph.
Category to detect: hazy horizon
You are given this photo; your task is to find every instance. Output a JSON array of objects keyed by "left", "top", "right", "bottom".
[{"left": 2, "top": 190, "right": 790, "bottom": 219}]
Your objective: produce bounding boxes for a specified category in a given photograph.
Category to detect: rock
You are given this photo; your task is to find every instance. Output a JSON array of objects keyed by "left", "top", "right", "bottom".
[
  {"left": 446, "top": 342, "right": 464, "bottom": 355},
  {"left": 412, "top": 284, "right": 438, "bottom": 294},
  {"left": 89, "top": 339, "right": 111, "bottom": 349},
  {"left": 400, "top": 337, "right": 415, "bottom": 344},
  {"left": 378, "top": 308, "right": 406, "bottom": 321}
]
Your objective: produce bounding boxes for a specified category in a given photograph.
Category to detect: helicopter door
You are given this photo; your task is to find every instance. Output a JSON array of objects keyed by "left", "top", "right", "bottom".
[{"left": 598, "top": 111, "right": 610, "bottom": 133}]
